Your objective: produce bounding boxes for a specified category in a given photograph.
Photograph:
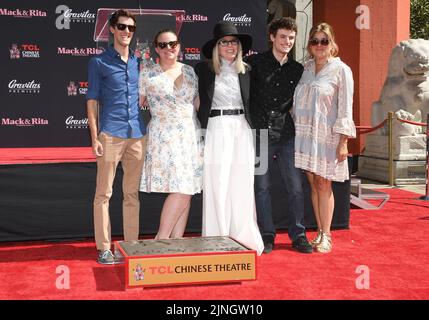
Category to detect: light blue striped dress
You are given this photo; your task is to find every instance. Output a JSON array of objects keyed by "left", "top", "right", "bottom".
[{"left": 293, "top": 57, "right": 356, "bottom": 182}]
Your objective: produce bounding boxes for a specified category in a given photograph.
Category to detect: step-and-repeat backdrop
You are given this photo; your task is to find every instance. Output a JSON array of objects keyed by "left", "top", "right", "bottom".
[{"left": 1, "top": 0, "right": 267, "bottom": 147}]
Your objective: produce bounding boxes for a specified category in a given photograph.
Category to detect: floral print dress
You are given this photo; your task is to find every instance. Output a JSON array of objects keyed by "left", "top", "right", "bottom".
[{"left": 139, "top": 63, "right": 203, "bottom": 195}]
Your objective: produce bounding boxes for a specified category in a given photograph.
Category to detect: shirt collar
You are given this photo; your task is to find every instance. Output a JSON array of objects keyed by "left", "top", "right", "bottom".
[
  {"left": 220, "top": 58, "right": 236, "bottom": 72},
  {"left": 268, "top": 49, "right": 290, "bottom": 67},
  {"left": 106, "top": 46, "right": 136, "bottom": 61}
]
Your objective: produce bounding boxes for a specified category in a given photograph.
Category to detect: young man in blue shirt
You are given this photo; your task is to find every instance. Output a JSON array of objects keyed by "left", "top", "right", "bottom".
[{"left": 86, "top": 10, "right": 146, "bottom": 264}]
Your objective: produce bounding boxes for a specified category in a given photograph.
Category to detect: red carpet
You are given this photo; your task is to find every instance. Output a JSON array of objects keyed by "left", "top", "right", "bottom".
[
  {"left": 0, "top": 148, "right": 95, "bottom": 164},
  {"left": 0, "top": 188, "right": 428, "bottom": 300}
]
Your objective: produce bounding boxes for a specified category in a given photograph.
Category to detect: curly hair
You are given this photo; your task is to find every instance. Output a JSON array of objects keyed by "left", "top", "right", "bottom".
[{"left": 269, "top": 17, "right": 298, "bottom": 36}]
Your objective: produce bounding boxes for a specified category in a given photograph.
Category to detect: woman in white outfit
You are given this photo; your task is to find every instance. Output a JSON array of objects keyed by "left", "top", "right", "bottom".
[
  {"left": 293, "top": 23, "right": 356, "bottom": 253},
  {"left": 195, "top": 21, "right": 264, "bottom": 255}
]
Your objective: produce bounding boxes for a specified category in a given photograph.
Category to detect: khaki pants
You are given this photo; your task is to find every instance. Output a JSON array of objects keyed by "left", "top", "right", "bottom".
[{"left": 93, "top": 132, "right": 146, "bottom": 250}]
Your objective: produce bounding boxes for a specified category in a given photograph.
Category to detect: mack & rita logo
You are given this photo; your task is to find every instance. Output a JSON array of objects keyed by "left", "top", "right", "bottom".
[
  {"left": 1, "top": 118, "right": 48, "bottom": 127},
  {"left": 58, "top": 46, "right": 103, "bottom": 56},
  {"left": 0, "top": 8, "right": 46, "bottom": 18}
]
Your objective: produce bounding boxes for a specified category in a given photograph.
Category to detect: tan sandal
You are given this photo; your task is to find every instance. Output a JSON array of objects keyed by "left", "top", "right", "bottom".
[{"left": 316, "top": 232, "right": 332, "bottom": 253}]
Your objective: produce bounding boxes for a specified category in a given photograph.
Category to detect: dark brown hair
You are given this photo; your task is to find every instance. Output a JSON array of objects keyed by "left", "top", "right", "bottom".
[
  {"left": 109, "top": 9, "right": 136, "bottom": 27},
  {"left": 269, "top": 17, "right": 298, "bottom": 36},
  {"left": 153, "top": 29, "right": 178, "bottom": 46}
]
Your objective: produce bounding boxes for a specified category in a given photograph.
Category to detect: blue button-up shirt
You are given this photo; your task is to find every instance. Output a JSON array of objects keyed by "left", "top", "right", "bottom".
[{"left": 86, "top": 46, "right": 146, "bottom": 138}]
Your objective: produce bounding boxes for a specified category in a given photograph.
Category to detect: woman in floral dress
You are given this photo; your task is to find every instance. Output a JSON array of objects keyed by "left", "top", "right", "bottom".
[{"left": 139, "top": 29, "right": 203, "bottom": 239}]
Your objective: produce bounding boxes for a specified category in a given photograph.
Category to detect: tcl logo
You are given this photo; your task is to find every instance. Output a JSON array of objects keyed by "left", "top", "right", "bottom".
[
  {"left": 185, "top": 48, "right": 200, "bottom": 54},
  {"left": 10, "top": 43, "right": 41, "bottom": 59},
  {"left": 21, "top": 44, "right": 40, "bottom": 51},
  {"left": 184, "top": 48, "right": 201, "bottom": 61},
  {"left": 148, "top": 266, "right": 175, "bottom": 274},
  {"left": 67, "top": 81, "right": 88, "bottom": 96}
]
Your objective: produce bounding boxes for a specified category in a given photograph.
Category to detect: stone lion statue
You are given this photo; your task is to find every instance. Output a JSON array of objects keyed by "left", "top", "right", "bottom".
[
  {"left": 371, "top": 39, "right": 429, "bottom": 135},
  {"left": 393, "top": 109, "right": 423, "bottom": 136}
]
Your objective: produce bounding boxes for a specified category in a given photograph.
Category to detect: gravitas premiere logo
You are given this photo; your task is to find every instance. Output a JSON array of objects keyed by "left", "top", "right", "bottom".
[
  {"left": 8, "top": 80, "right": 41, "bottom": 93},
  {"left": 67, "top": 81, "right": 88, "bottom": 96},
  {"left": 58, "top": 46, "right": 104, "bottom": 57},
  {"left": 10, "top": 43, "right": 40, "bottom": 59},
  {"left": 0, "top": 8, "right": 47, "bottom": 18},
  {"left": 65, "top": 116, "right": 88, "bottom": 129},
  {"left": 223, "top": 13, "right": 252, "bottom": 26},
  {"left": 55, "top": 5, "right": 95, "bottom": 30}
]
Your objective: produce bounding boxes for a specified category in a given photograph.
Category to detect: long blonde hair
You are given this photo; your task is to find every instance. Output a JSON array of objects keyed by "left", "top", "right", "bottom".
[
  {"left": 307, "top": 22, "right": 339, "bottom": 59},
  {"left": 211, "top": 39, "right": 248, "bottom": 74}
]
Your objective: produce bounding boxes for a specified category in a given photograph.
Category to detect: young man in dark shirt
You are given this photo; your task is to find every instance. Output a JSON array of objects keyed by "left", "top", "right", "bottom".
[{"left": 247, "top": 17, "right": 312, "bottom": 254}]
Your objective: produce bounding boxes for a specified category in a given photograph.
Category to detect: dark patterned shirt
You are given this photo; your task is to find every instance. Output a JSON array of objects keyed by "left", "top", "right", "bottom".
[{"left": 247, "top": 50, "right": 303, "bottom": 143}]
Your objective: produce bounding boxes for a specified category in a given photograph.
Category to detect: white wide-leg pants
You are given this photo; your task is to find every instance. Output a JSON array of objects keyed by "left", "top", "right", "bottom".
[{"left": 202, "top": 114, "right": 264, "bottom": 255}]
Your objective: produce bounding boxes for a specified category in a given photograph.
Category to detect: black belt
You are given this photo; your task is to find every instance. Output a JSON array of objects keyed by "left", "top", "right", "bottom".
[{"left": 209, "top": 109, "right": 244, "bottom": 117}]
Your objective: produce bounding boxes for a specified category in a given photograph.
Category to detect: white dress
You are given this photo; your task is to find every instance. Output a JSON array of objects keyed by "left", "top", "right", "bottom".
[
  {"left": 202, "top": 60, "right": 264, "bottom": 255},
  {"left": 293, "top": 57, "right": 356, "bottom": 182}
]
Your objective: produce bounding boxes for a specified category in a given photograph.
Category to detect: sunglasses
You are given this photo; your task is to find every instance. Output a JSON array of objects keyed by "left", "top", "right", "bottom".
[
  {"left": 156, "top": 41, "right": 180, "bottom": 49},
  {"left": 218, "top": 39, "right": 239, "bottom": 47},
  {"left": 116, "top": 23, "right": 136, "bottom": 32},
  {"left": 309, "top": 38, "right": 329, "bottom": 46}
]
